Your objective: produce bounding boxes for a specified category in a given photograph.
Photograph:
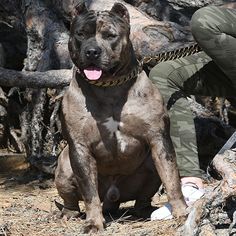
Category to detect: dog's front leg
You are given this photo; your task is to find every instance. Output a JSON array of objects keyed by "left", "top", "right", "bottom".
[
  {"left": 149, "top": 127, "right": 187, "bottom": 219},
  {"left": 69, "top": 143, "right": 105, "bottom": 233}
]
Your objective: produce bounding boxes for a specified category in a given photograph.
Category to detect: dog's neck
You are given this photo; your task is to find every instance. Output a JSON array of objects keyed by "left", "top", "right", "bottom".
[{"left": 75, "top": 62, "right": 142, "bottom": 87}]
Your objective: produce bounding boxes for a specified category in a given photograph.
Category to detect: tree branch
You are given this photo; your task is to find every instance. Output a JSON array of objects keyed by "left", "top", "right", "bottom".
[{"left": 0, "top": 67, "right": 71, "bottom": 88}]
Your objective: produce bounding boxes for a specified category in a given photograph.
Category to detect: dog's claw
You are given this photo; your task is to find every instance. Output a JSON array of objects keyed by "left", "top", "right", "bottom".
[
  {"left": 172, "top": 201, "right": 187, "bottom": 219},
  {"left": 60, "top": 207, "right": 81, "bottom": 220},
  {"left": 83, "top": 218, "right": 105, "bottom": 234}
]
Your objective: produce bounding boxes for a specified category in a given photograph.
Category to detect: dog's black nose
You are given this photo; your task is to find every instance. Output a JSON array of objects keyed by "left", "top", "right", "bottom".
[{"left": 85, "top": 47, "right": 101, "bottom": 60}]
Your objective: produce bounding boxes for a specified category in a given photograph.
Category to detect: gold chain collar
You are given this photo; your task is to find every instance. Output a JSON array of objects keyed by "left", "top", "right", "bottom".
[
  {"left": 142, "top": 43, "right": 201, "bottom": 66},
  {"left": 76, "top": 63, "right": 142, "bottom": 87}
]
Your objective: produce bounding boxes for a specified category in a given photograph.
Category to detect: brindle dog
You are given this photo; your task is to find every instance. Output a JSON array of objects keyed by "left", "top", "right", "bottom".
[{"left": 55, "top": 2, "right": 186, "bottom": 233}]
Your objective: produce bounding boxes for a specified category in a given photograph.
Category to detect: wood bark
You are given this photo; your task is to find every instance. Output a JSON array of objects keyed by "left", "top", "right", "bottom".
[
  {"left": 176, "top": 149, "right": 236, "bottom": 236},
  {"left": 0, "top": 67, "right": 71, "bottom": 88}
]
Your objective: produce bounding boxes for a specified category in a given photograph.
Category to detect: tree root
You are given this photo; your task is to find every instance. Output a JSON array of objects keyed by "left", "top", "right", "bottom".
[{"left": 177, "top": 149, "right": 236, "bottom": 236}]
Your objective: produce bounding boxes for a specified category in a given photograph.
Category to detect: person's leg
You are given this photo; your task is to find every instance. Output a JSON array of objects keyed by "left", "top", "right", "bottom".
[
  {"left": 150, "top": 5, "right": 236, "bottom": 220},
  {"left": 148, "top": 52, "right": 215, "bottom": 220},
  {"left": 191, "top": 6, "right": 236, "bottom": 90},
  {"left": 152, "top": 4, "right": 236, "bottom": 186},
  {"left": 149, "top": 52, "right": 211, "bottom": 182},
  {"left": 149, "top": 58, "right": 206, "bottom": 220}
]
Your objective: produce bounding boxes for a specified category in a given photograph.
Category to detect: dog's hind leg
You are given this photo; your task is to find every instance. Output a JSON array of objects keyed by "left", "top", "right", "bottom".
[
  {"left": 102, "top": 199, "right": 120, "bottom": 215},
  {"left": 55, "top": 190, "right": 81, "bottom": 219},
  {"left": 55, "top": 146, "right": 81, "bottom": 219},
  {"left": 129, "top": 154, "right": 161, "bottom": 218},
  {"left": 134, "top": 198, "right": 155, "bottom": 218},
  {"left": 133, "top": 176, "right": 160, "bottom": 218}
]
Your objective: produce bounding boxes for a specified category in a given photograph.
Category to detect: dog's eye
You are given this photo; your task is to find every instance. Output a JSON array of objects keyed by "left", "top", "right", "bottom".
[
  {"left": 104, "top": 32, "right": 117, "bottom": 40},
  {"left": 75, "top": 32, "right": 85, "bottom": 40}
]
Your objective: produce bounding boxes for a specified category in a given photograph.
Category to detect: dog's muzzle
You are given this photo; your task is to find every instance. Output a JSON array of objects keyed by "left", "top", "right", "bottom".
[{"left": 76, "top": 62, "right": 142, "bottom": 87}]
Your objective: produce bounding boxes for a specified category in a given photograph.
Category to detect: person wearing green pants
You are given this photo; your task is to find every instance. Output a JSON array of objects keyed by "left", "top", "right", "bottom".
[{"left": 150, "top": 5, "right": 236, "bottom": 220}]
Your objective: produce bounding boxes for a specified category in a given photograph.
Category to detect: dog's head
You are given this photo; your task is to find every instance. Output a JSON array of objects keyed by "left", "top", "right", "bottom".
[{"left": 69, "top": 3, "right": 138, "bottom": 83}]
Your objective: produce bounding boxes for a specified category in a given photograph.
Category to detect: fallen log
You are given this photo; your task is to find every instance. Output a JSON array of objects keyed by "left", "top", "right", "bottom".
[
  {"left": 89, "top": 0, "right": 194, "bottom": 58},
  {"left": 0, "top": 67, "right": 71, "bottom": 88},
  {"left": 212, "top": 148, "right": 236, "bottom": 199},
  {"left": 51, "top": 0, "right": 194, "bottom": 59}
]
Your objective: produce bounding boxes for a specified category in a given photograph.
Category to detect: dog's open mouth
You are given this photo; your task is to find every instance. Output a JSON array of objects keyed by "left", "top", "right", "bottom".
[{"left": 83, "top": 67, "right": 102, "bottom": 81}]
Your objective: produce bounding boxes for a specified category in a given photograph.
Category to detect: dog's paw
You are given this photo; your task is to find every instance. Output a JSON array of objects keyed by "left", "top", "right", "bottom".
[
  {"left": 61, "top": 207, "right": 81, "bottom": 220},
  {"left": 54, "top": 200, "right": 81, "bottom": 220},
  {"left": 83, "top": 218, "right": 105, "bottom": 234},
  {"left": 55, "top": 207, "right": 81, "bottom": 220},
  {"left": 171, "top": 200, "right": 187, "bottom": 220}
]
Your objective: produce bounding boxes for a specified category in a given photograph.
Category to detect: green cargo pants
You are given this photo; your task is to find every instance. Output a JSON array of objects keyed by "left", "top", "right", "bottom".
[{"left": 149, "top": 6, "right": 236, "bottom": 177}]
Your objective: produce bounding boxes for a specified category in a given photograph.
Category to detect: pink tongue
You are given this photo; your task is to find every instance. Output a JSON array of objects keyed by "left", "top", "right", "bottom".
[{"left": 83, "top": 67, "right": 102, "bottom": 80}]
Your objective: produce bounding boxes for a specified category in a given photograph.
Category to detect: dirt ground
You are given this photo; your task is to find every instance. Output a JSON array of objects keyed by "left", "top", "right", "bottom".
[{"left": 0, "top": 161, "right": 181, "bottom": 236}]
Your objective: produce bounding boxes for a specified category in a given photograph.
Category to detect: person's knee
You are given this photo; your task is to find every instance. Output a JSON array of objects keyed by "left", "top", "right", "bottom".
[
  {"left": 191, "top": 6, "right": 219, "bottom": 41},
  {"left": 149, "top": 61, "right": 187, "bottom": 92},
  {"left": 149, "top": 61, "right": 176, "bottom": 84}
]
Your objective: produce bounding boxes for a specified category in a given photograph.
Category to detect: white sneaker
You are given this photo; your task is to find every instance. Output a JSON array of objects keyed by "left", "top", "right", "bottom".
[
  {"left": 150, "top": 203, "right": 173, "bottom": 220},
  {"left": 181, "top": 182, "right": 205, "bottom": 206},
  {"left": 150, "top": 182, "right": 204, "bottom": 221}
]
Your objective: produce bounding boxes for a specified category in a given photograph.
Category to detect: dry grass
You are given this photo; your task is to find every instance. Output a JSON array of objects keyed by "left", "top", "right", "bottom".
[{"left": 0, "top": 170, "right": 180, "bottom": 236}]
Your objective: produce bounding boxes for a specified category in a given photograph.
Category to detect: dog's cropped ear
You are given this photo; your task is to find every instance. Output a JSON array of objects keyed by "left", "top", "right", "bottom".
[
  {"left": 110, "top": 3, "right": 130, "bottom": 24},
  {"left": 72, "top": 0, "right": 88, "bottom": 17}
]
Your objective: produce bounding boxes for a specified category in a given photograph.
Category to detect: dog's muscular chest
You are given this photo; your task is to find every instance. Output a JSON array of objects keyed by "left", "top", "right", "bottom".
[
  {"left": 91, "top": 115, "right": 147, "bottom": 175},
  {"left": 94, "top": 115, "right": 144, "bottom": 154},
  {"left": 62, "top": 84, "right": 148, "bottom": 174}
]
